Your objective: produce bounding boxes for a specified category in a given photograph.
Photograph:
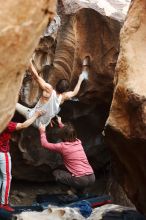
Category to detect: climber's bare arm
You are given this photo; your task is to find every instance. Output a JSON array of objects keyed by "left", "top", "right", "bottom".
[
  {"left": 16, "top": 111, "right": 43, "bottom": 130},
  {"left": 29, "top": 60, "right": 53, "bottom": 93},
  {"left": 61, "top": 71, "right": 88, "bottom": 102}
]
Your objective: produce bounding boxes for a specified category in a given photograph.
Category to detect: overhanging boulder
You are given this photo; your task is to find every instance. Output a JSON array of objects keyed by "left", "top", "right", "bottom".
[
  {"left": 0, "top": 0, "right": 57, "bottom": 132},
  {"left": 106, "top": 0, "right": 146, "bottom": 214}
]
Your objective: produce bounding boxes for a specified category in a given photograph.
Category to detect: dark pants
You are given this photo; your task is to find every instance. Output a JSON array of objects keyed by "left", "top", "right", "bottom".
[{"left": 53, "top": 169, "right": 95, "bottom": 192}]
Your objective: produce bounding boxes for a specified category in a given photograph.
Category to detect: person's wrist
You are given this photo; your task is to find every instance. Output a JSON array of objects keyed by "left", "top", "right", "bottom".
[
  {"left": 59, "top": 122, "right": 64, "bottom": 128},
  {"left": 35, "top": 113, "right": 38, "bottom": 117},
  {"left": 79, "top": 76, "right": 82, "bottom": 81},
  {"left": 40, "top": 129, "right": 44, "bottom": 134}
]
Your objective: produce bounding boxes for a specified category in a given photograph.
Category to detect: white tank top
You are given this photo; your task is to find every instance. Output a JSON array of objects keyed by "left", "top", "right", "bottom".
[{"left": 28, "top": 90, "right": 62, "bottom": 128}]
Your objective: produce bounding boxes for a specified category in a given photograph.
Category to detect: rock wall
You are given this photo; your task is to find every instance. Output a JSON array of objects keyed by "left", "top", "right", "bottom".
[
  {"left": 1, "top": 2, "right": 141, "bottom": 213},
  {"left": 0, "top": 0, "right": 57, "bottom": 132},
  {"left": 62, "top": 0, "right": 130, "bottom": 21},
  {"left": 12, "top": 2, "right": 123, "bottom": 181},
  {"left": 2, "top": 0, "right": 145, "bottom": 214},
  {"left": 21, "top": 5, "right": 121, "bottom": 106},
  {"left": 106, "top": 0, "right": 146, "bottom": 215}
]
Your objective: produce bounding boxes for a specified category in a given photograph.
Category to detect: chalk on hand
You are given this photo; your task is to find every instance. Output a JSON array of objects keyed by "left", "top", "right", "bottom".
[{"left": 80, "top": 70, "right": 89, "bottom": 81}]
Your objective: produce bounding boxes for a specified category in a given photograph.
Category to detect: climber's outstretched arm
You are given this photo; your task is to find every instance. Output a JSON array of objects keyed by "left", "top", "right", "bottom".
[
  {"left": 29, "top": 60, "right": 53, "bottom": 93},
  {"left": 61, "top": 70, "right": 88, "bottom": 102}
]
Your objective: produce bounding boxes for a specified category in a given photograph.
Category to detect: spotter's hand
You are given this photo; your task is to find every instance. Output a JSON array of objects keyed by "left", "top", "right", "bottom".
[{"left": 39, "top": 122, "right": 46, "bottom": 132}]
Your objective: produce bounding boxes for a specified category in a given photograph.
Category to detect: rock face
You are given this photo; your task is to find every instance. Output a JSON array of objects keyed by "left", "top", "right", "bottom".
[
  {"left": 0, "top": 0, "right": 57, "bottom": 132},
  {"left": 2, "top": 1, "right": 141, "bottom": 213},
  {"left": 62, "top": 0, "right": 130, "bottom": 22},
  {"left": 2, "top": 0, "right": 145, "bottom": 214},
  {"left": 12, "top": 0, "right": 124, "bottom": 181},
  {"left": 106, "top": 0, "right": 146, "bottom": 215},
  {"left": 21, "top": 2, "right": 123, "bottom": 106},
  {"left": 1, "top": 0, "right": 146, "bottom": 215},
  {"left": 42, "top": 7, "right": 120, "bottom": 105}
]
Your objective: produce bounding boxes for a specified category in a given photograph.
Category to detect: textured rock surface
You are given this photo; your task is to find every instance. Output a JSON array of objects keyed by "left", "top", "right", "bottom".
[
  {"left": 2, "top": 0, "right": 146, "bottom": 215},
  {"left": 106, "top": 0, "right": 146, "bottom": 215},
  {"left": 62, "top": 0, "right": 131, "bottom": 22},
  {"left": 0, "top": 0, "right": 57, "bottom": 132},
  {"left": 13, "top": 1, "right": 123, "bottom": 181},
  {"left": 22, "top": 6, "right": 121, "bottom": 106},
  {"left": 2, "top": 0, "right": 144, "bottom": 213}
]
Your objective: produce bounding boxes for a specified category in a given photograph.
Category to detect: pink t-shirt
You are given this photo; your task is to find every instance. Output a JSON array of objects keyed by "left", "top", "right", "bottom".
[{"left": 40, "top": 131, "right": 94, "bottom": 177}]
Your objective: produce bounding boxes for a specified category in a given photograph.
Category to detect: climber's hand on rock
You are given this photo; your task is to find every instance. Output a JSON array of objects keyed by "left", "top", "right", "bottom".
[{"left": 79, "top": 71, "right": 88, "bottom": 81}]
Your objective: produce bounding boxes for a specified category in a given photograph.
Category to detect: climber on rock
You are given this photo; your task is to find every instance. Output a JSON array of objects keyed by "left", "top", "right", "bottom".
[
  {"left": 39, "top": 122, "right": 95, "bottom": 195},
  {"left": 16, "top": 58, "right": 89, "bottom": 128},
  {"left": 0, "top": 110, "right": 43, "bottom": 212}
]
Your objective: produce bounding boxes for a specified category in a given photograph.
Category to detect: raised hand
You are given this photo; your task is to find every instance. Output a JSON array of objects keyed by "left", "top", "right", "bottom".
[
  {"left": 79, "top": 70, "right": 88, "bottom": 81},
  {"left": 57, "top": 116, "right": 64, "bottom": 128}
]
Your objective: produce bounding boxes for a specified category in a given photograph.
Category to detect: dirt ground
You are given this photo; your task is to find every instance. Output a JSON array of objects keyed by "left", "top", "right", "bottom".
[
  {"left": 10, "top": 172, "right": 134, "bottom": 208},
  {"left": 10, "top": 176, "right": 108, "bottom": 206}
]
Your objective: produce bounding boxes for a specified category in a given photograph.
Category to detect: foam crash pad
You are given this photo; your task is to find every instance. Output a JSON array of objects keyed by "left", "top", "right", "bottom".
[
  {"left": 13, "top": 204, "right": 43, "bottom": 214},
  {"left": 36, "top": 193, "right": 112, "bottom": 208},
  {"left": 0, "top": 208, "right": 12, "bottom": 220}
]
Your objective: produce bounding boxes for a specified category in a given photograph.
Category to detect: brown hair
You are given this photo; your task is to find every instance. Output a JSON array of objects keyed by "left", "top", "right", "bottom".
[
  {"left": 56, "top": 79, "right": 70, "bottom": 93},
  {"left": 59, "top": 123, "right": 77, "bottom": 142}
]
